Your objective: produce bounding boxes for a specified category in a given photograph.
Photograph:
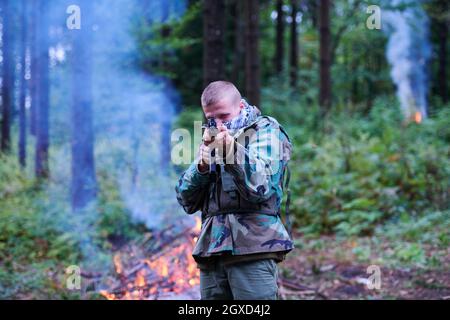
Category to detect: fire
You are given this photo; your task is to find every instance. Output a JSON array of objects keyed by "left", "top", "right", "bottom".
[
  {"left": 99, "top": 290, "right": 115, "bottom": 300},
  {"left": 113, "top": 254, "right": 122, "bottom": 274},
  {"left": 414, "top": 111, "right": 422, "bottom": 124},
  {"left": 135, "top": 270, "right": 146, "bottom": 287},
  {"left": 100, "top": 216, "right": 202, "bottom": 300}
]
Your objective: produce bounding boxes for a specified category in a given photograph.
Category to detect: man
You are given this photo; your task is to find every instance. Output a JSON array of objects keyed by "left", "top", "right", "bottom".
[{"left": 175, "top": 81, "right": 293, "bottom": 300}]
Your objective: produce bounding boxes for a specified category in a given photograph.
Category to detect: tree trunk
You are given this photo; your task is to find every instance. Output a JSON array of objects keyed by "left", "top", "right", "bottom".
[
  {"left": 159, "top": 1, "right": 172, "bottom": 174},
  {"left": 244, "top": 0, "right": 261, "bottom": 107},
  {"left": 437, "top": 14, "right": 448, "bottom": 103},
  {"left": 319, "top": 0, "right": 331, "bottom": 110},
  {"left": 275, "top": 0, "right": 284, "bottom": 75},
  {"left": 1, "top": 0, "right": 13, "bottom": 153},
  {"left": 29, "top": 0, "right": 37, "bottom": 136},
  {"left": 71, "top": 0, "right": 97, "bottom": 210},
  {"left": 19, "top": 0, "right": 27, "bottom": 167},
  {"left": 35, "top": 0, "right": 50, "bottom": 178},
  {"left": 306, "top": 0, "right": 318, "bottom": 29},
  {"left": 231, "top": 0, "right": 244, "bottom": 86},
  {"left": 203, "top": 0, "right": 226, "bottom": 87},
  {"left": 290, "top": 0, "right": 299, "bottom": 88}
]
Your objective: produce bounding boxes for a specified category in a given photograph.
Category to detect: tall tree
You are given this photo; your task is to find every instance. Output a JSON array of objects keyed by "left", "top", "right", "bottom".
[
  {"left": 275, "top": 0, "right": 285, "bottom": 75},
  {"left": 230, "top": 0, "right": 244, "bottom": 86},
  {"left": 159, "top": 1, "right": 173, "bottom": 174},
  {"left": 29, "top": 0, "right": 38, "bottom": 136},
  {"left": 436, "top": 1, "right": 448, "bottom": 103},
  {"left": 18, "top": 0, "right": 27, "bottom": 167},
  {"left": 35, "top": 0, "right": 50, "bottom": 178},
  {"left": 1, "top": 0, "right": 13, "bottom": 152},
  {"left": 244, "top": 0, "right": 261, "bottom": 107},
  {"left": 203, "top": 0, "right": 226, "bottom": 87},
  {"left": 71, "top": 0, "right": 97, "bottom": 210},
  {"left": 290, "top": 0, "right": 299, "bottom": 88},
  {"left": 305, "top": 0, "right": 318, "bottom": 29},
  {"left": 319, "top": 0, "right": 331, "bottom": 110}
]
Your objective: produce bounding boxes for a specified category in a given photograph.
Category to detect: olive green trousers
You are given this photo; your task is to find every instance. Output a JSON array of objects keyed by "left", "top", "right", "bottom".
[{"left": 199, "top": 258, "right": 279, "bottom": 300}]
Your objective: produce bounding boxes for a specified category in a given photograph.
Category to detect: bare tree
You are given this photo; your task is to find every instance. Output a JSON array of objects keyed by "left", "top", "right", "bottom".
[
  {"left": 290, "top": 0, "right": 299, "bottom": 88},
  {"left": 436, "top": 1, "right": 448, "bottom": 103},
  {"left": 1, "top": 0, "right": 13, "bottom": 152},
  {"left": 35, "top": 0, "right": 50, "bottom": 178},
  {"left": 319, "top": 0, "right": 331, "bottom": 110},
  {"left": 203, "top": 0, "right": 226, "bottom": 87},
  {"left": 275, "top": 0, "right": 285, "bottom": 75},
  {"left": 244, "top": 0, "right": 260, "bottom": 107},
  {"left": 18, "top": 0, "right": 27, "bottom": 167},
  {"left": 29, "top": 0, "right": 38, "bottom": 136},
  {"left": 71, "top": 0, "right": 97, "bottom": 210},
  {"left": 231, "top": 0, "right": 244, "bottom": 86}
]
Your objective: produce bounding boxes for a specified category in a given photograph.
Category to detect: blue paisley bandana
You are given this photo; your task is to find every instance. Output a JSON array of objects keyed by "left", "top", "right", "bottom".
[{"left": 222, "top": 99, "right": 261, "bottom": 134}]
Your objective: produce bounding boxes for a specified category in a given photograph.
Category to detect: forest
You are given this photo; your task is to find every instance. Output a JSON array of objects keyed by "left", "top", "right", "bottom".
[{"left": 0, "top": 0, "right": 449, "bottom": 300}]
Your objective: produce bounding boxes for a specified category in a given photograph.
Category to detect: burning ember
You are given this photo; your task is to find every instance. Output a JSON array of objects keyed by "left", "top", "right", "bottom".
[{"left": 100, "top": 216, "right": 202, "bottom": 300}]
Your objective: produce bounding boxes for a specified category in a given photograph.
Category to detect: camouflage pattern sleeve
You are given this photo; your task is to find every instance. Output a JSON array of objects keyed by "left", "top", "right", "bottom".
[
  {"left": 224, "top": 119, "right": 292, "bottom": 204},
  {"left": 175, "top": 158, "right": 210, "bottom": 214}
]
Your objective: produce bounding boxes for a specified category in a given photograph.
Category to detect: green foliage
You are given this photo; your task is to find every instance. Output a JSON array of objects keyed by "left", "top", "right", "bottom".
[
  {"left": 259, "top": 91, "right": 450, "bottom": 237},
  {"left": 134, "top": 1, "right": 203, "bottom": 106},
  {"left": 0, "top": 150, "right": 146, "bottom": 298},
  {"left": 0, "top": 156, "right": 81, "bottom": 298}
]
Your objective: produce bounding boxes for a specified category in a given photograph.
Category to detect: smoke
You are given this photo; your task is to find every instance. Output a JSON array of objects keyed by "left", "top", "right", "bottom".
[
  {"left": 383, "top": 0, "right": 431, "bottom": 119},
  {"left": 29, "top": 0, "right": 188, "bottom": 270},
  {"left": 85, "top": 0, "right": 187, "bottom": 228}
]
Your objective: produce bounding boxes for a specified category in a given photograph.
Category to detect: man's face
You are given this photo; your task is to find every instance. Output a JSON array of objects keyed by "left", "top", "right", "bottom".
[{"left": 202, "top": 97, "right": 244, "bottom": 127}]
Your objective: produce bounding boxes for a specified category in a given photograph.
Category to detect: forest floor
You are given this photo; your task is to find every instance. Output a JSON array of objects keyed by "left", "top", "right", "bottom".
[{"left": 280, "top": 233, "right": 450, "bottom": 300}]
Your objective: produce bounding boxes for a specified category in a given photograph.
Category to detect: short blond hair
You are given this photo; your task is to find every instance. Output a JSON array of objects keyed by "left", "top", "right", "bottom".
[{"left": 201, "top": 81, "right": 241, "bottom": 108}]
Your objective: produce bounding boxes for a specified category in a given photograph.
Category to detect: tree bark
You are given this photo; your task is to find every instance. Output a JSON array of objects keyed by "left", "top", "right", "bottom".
[
  {"left": 275, "top": 0, "right": 285, "bottom": 75},
  {"left": 437, "top": 13, "right": 448, "bottom": 103},
  {"left": 231, "top": 0, "right": 244, "bottom": 86},
  {"left": 244, "top": 0, "right": 261, "bottom": 107},
  {"left": 19, "top": 0, "right": 27, "bottom": 167},
  {"left": 35, "top": 0, "right": 50, "bottom": 178},
  {"left": 1, "top": 0, "right": 13, "bottom": 153},
  {"left": 203, "top": 0, "right": 226, "bottom": 87},
  {"left": 29, "top": 0, "right": 37, "bottom": 136},
  {"left": 319, "top": 0, "right": 331, "bottom": 110},
  {"left": 290, "top": 0, "right": 299, "bottom": 88},
  {"left": 71, "top": 0, "right": 97, "bottom": 210}
]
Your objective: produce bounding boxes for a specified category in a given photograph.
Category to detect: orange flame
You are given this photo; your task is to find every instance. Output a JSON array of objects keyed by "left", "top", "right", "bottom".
[
  {"left": 135, "top": 270, "right": 146, "bottom": 287},
  {"left": 414, "top": 111, "right": 422, "bottom": 124},
  {"left": 101, "top": 217, "right": 202, "bottom": 300},
  {"left": 99, "top": 290, "right": 115, "bottom": 300}
]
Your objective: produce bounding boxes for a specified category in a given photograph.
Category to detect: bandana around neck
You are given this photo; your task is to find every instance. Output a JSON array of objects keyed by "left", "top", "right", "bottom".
[{"left": 222, "top": 99, "right": 261, "bottom": 134}]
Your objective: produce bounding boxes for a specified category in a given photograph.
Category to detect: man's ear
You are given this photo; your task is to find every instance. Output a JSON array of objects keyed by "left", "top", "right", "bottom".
[{"left": 239, "top": 101, "right": 244, "bottom": 109}]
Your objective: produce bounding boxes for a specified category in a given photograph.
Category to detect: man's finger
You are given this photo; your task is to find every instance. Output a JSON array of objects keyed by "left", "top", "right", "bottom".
[
  {"left": 215, "top": 132, "right": 226, "bottom": 141},
  {"left": 203, "top": 130, "right": 215, "bottom": 145}
]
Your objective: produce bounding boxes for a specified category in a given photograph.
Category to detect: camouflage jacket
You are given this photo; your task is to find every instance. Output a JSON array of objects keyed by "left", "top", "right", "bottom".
[{"left": 175, "top": 113, "right": 294, "bottom": 264}]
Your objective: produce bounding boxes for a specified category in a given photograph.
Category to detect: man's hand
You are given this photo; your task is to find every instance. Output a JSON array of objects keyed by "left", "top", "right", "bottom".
[
  {"left": 198, "top": 127, "right": 215, "bottom": 173},
  {"left": 215, "top": 124, "right": 234, "bottom": 160},
  {"left": 197, "top": 124, "right": 234, "bottom": 173}
]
